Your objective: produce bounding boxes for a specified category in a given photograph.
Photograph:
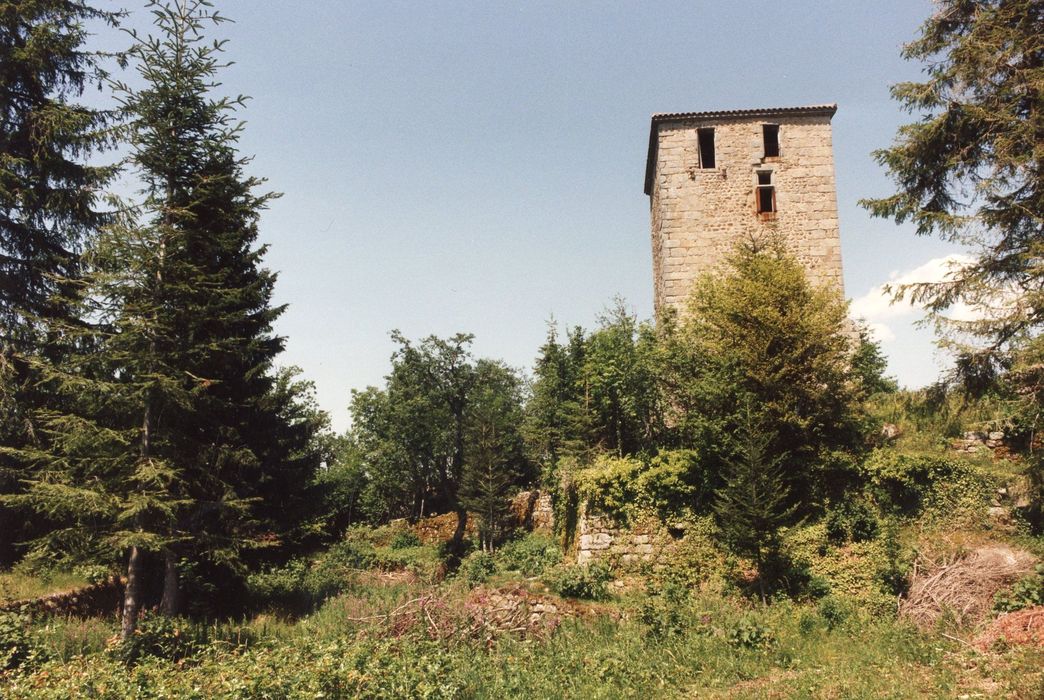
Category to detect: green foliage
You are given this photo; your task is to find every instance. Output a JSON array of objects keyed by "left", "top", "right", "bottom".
[
  {"left": 993, "top": 564, "right": 1044, "bottom": 614},
  {"left": 863, "top": 452, "right": 994, "bottom": 519},
  {"left": 460, "top": 360, "right": 529, "bottom": 550},
  {"left": 247, "top": 541, "right": 375, "bottom": 612},
  {"left": 1, "top": 586, "right": 1033, "bottom": 698},
  {"left": 862, "top": 0, "right": 1044, "bottom": 354},
  {"left": 495, "top": 533, "right": 562, "bottom": 577},
  {"left": 0, "top": 612, "right": 47, "bottom": 673},
  {"left": 111, "top": 613, "right": 253, "bottom": 665},
  {"left": 851, "top": 323, "right": 900, "bottom": 396},
  {"left": 713, "top": 408, "right": 797, "bottom": 596},
  {"left": 573, "top": 454, "right": 644, "bottom": 518},
  {"left": 546, "top": 561, "right": 612, "bottom": 600},
  {"left": 638, "top": 573, "right": 690, "bottom": 639},
  {"left": 817, "top": 595, "right": 852, "bottom": 631},
  {"left": 350, "top": 333, "right": 531, "bottom": 553},
  {"left": 726, "top": 615, "right": 773, "bottom": 650},
  {"left": 390, "top": 531, "right": 421, "bottom": 550},
  {"left": 457, "top": 551, "right": 496, "bottom": 587},
  {"left": 878, "top": 519, "right": 913, "bottom": 597},
  {"left": 825, "top": 498, "right": 880, "bottom": 545},
  {"left": 0, "top": 0, "right": 121, "bottom": 568},
  {"left": 661, "top": 243, "right": 866, "bottom": 512},
  {"left": 571, "top": 449, "right": 710, "bottom": 522}
]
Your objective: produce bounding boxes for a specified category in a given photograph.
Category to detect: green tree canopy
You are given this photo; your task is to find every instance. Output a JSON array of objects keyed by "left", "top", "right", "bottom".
[
  {"left": 862, "top": 0, "right": 1043, "bottom": 355},
  {"left": 661, "top": 242, "right": 865, "bottom": 509}
]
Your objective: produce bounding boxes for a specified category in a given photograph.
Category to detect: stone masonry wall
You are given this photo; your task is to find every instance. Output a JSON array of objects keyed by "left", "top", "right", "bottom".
[
  {"left": 650, "top": 114, "right": 844, "bottom": 313},
  {"left": 576, "top": 512, "right": 667, "bottom": 566}
]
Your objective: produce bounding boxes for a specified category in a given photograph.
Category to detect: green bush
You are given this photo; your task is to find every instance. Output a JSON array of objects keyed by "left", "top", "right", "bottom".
[
  {"left": 495, "top": 533, "right": 562, "bottom": 577},
  {"left": 825, "top": 499, "right": 880, "bottom": 544},
  {"left": 993, "top": 564, "right": 1044, "bottom": 613},
  {"left": 574, "top": 455, "right": 644, "bottom": 518},
  {"left": 638, "top": 573, "right": 689, "bottom": 638},
  {"left": 112, "top": 613, "right": 254, "bottom": 665},
  {"left": 863, "top": 452, "right": 993, "bottom": 518},
  {"left": 247, "top": 541, "right": 375, "bottom": 611},
  {"left": 458, "top": 551, "right": 496, "bottom": 586},
  {"left": 546, "top": 561, "right": 612, "bottom": 600},
  {"left": 0, "top": 612, "right": 47, "bottom": 673},
  {"left": 573, "top": 450, "right": 713, "bottom": 520},
  {"left": 817, "top": 595, "right": 851, "bottom": 630},
  {"left": 726, "top": 615, "right": 773, "bottom": 649},
  {"left": 390, "top": 531, "right": 421, "bottom": 550}
]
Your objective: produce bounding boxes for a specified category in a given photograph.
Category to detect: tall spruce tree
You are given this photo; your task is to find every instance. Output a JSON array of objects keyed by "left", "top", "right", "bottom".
[
  {"left": 861, "top": 0, "right": 1043, "bottom": 356},
  {"left": 0, "top": 1, "right": 120, "bottom": 565},
  {"left": 6, "top": 0, "right": 295, "bottom": 636},
  {"left": 713, "top": 406, "right": 797, "bottom": 602},
  {"left": 461, "top": 360, "right": 528, "bottom": 551}
]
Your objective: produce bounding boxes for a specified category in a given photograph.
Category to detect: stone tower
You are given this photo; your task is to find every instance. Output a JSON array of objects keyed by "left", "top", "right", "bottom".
[{"left": 644, "top": 104, "right": 845, "bottom": 313}]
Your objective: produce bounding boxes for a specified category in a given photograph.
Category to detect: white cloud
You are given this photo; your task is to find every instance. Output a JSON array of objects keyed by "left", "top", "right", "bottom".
[
  {"left": 863, "top": 321, "right": 896, "bottom": 344},
  {"left": 850, "top": 254, "right": 975, "bottom": 332}
]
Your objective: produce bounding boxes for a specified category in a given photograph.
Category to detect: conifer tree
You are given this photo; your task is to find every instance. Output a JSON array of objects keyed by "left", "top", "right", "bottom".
[
  {"left": 0, "top": 0, "right": 120, "bottom": 565},
  {"left": 713, "top": 406, "right": 797, "bottom": 601},
  {"left": 862, "top": 0, "right": 1043, "bottom": 355},
  {"left": 461, "top": 360, "right": 528, "bottom": 551},
  {"left": 6, "top": 0, "right": 300, "bottom": 636}
]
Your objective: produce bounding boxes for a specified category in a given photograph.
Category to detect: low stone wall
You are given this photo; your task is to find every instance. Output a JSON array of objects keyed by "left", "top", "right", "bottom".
[
  {"left": 403, "top": 490, "right": 556, "bottom": 545},
  {"left": 952, "top": 431, "right": 1012, "bottom": 458},
  {"left": 523, "top": 491, "right": 554, "bottom": 533},
  {"left": 575, "top": 510, "right": 678, "bottom": 568},
  {"left": 0, "top": 576, "right": 123, "bottom": 618}
]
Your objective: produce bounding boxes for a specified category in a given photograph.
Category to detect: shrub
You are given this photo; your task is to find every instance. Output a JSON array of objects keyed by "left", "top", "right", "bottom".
[
  {"left": 574, "top": 455, "right": 643, "bottom": 518},
  {"left": 863, "top": 452, "right": 993, "bottom": 518},
  {"left": 817, "top": 596, "right": 850, "bottom": 630},
  {"left": 547, "top": 561, "right": 612, "bottom": 600},
  {"left": 877, "top": 520, "right": 912, "bottom": 597},
  {"left": 639, "top": 573, "right": 689, "bottom": 638},
  {"left": 0, "top": 612, "right": 47, "bottom": 673},
  {"left": 726, "top": 615, "right": 773, "bottom": 649},
  {"left": 390, "top": 531, "right": 421, "bottom": 550},
  {"left": 111, "top": 613, "right": 254, "bottom": 665},
  {"left": 634, "top": 449, "right": 708, "bottom": 514},
  {"left": 993, "top": 564, "right": 1044, "bottom": 613},
  {"left": 458, "top": 551, "right": 496, "bottom": 587},
  {"left": 72, "top": 563, "right": 115, "bottom": 586},
  {"left": 247, "top": 540, "right": 375, "bottom": 611},
  {"left": 825, "top": 499, "right": 880, "bottom": 544},
  {"left": 495, "top": 534, "right": 562, "bottom": 577}
]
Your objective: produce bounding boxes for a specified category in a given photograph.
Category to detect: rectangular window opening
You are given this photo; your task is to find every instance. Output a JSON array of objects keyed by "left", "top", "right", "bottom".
[
  {"left": 756, "top": 171, "right": 776, "bottom": 214},
  {"left": 697, "top": 128, "right": 715, "bottom": 169},
  {"left": 762, "top": 123, "right": 780, "bottom": 159}
]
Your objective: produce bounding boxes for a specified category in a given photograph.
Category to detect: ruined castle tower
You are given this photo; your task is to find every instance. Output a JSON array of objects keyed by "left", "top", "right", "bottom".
[{"left": 644, "top": 104, "right": 845, "bottom": 313}]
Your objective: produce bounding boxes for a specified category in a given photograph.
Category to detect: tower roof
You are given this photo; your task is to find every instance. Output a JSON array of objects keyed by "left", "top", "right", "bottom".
[{"left": 643, "top": 104, "right": 837, "bottom": 195}]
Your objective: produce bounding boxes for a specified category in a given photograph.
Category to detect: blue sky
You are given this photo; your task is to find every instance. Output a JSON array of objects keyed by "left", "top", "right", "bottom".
[{"left": 92, "top": 1, "right": 964, "bottom": 431}]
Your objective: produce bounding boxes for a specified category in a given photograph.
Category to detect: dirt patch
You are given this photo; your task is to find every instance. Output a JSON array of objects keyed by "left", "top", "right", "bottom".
[
  {"left": 405, "top": 512, "right": 477, "bottom": 545},
  {"left": 343, "top": 583, "right": 612, "bottom": 646},
  {"left": 900, "top": 545, "right": 1036, "bottom": 629},
  {"left": 974, "top": 606, "right": 1044, "bottom": 652},
  {"left": 354, "top": 569, "right": 421, "bottom": 587}
]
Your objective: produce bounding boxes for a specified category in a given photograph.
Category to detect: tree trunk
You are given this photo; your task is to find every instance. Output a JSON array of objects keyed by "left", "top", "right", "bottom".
[
  {"left": 159, "top": 549, "right": 179, "bottom": 616},
  {"left": 121, "top": 545, "right": 144, "bottom": 640},
  {"left": 449, "top": 508, "right": 468, "bottom": 555}
]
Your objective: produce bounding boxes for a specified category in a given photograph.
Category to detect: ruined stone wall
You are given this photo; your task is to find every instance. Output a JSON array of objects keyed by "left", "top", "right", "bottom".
[
  {"left": 650, "top": 114, "right": 844, "bottom": 312},
  {"left": 576, "top": 512, "right": 667, "bottom": 566}
]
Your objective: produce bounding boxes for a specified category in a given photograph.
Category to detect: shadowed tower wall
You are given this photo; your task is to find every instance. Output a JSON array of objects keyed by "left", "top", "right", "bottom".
[{"left": 645, "top": 104, "right": 845, "bottom": 313}]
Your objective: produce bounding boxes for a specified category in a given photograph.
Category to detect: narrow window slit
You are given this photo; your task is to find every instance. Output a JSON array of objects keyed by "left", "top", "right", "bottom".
[
  {"left": 697, "top": 128, "right": 715, "bottom": 169},
  {"left": 762, "top": 124, "right": 780, "bottom": 158},
  {"left": 756, "top": 171, "right": 776, "bottom": 214}
]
